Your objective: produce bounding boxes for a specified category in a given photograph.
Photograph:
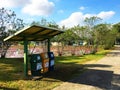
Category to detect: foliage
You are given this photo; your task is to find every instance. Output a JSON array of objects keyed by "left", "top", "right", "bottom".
[
  {"left": 113, "top": 22, "right": 120, "bottom": 33},
  {"left": 113, "top": 23, "right": 120, "bottom": 44},
  {"left": 84, "top": 16, "right": 102, "bottom": 30},
  {"left": 31, "top": 18, "right": 59, "bottom": 29},
  {"left": 93, "top": 24, "right": 117, "bottom": 49},
  {"left": 82, "top": 16, "right": 102, "bottom": 53},
  {"left": 71, "top": 25, "right": 92, "bottom": 45},
  {"left": 52, "top": 25, "right": 89, "bottom": 46},
  {"left": 93, "top": 24, "right": 110, "bottom": 48},
  {"left": 0, "top": 8, "right": 24, "bottom": 58}
]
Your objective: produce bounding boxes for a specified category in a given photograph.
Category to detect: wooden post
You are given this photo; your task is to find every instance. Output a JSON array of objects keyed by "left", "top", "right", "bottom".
[{"left": 24, "top": 40, "right": 28, "bottom": 77}]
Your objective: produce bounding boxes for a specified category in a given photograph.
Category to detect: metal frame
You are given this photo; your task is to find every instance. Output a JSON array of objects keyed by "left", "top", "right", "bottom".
[{"left": 24, "top": 39, "right": 28, "bottom": 76}]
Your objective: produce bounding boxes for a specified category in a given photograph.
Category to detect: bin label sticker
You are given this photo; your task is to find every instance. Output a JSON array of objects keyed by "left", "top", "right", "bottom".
[
  {"left": 51, "top": 60, "right": 54, "bottom": 66},
  {"left": 51, "top": 54, "right": 54, "bottom": 58},
  {"left": 45, "top": 62, "right": 49, "bottom": 67},
  {"left": 36, "top": 63, "right": 42, "bottom": 70},
  {"left": 37, "top": 56, "right": 41, "bottom": 60},
  {"left": 45, "top": 54, "right": 48, "bottom": 59},
  {"left": 33, "top": 60, "right": 36, "bottom": 62}
]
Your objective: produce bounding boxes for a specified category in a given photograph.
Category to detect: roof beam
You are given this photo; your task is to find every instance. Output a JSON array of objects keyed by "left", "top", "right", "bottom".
[{"left": 31, "top": 28, "right": 46, "bottom": 35}]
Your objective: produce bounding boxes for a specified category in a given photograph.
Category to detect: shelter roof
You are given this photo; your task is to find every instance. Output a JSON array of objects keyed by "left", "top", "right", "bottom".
[{"left": 4, "top": 25, "right": 64, "bottom": 41}]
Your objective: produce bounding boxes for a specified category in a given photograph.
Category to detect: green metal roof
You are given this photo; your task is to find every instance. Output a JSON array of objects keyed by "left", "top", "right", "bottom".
[{"left": 4, "top": 25, "right": 64, "bottom": 41}]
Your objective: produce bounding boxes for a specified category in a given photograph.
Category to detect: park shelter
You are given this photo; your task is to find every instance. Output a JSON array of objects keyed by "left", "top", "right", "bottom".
[{"left": 4, "top": 25, "right": 64, "bottom": 77}]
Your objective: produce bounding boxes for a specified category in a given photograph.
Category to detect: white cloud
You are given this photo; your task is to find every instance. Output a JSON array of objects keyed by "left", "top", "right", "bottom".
[
  {"left": 79, "top": 6, "right": 85, "bottom": 10},
  {"left": 58, "top": 11, "right": 115, "bottom": 28},
  {"left": 58, "top": 12, "right": 84, "bottom": 27},
  {"left": 0, "top": 0, "right": 55, "bottom": 16},
  {"left": 0, "top": 0, "right": 28, "bottom": 8},
  {"left": 22, "top": 0, "right": 55, "bottom": 16},
  {"left": 97, "top": 11, "right": 115, "bottom": 19}
]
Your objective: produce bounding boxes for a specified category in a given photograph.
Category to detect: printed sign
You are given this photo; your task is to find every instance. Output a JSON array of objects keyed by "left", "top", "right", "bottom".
[
  {"left": 51, "top": 60, "right": 54, "bottom": 66},
  {"left": 37, "top": 56, "right": 41, "bottom": 60},
  {"left": 45, "top": 53, "right": 48, "bottom": 59},
  {"left": 45, "top": 62, "right": 49, "bottom": 67},
  {"left": 36, "top": 63, "right": 42, "bottom": 70},
  {"left": 51, "top": 54, "right": 54, "bottom": 58}
]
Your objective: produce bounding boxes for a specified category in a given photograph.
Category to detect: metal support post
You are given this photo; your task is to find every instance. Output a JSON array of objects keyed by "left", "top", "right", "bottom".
[
  {"left": 48, "top": 39, "right": 50, "bottom": 52},
  {"left": 24, "top": 40, "right": 28, "bottom": 77}
]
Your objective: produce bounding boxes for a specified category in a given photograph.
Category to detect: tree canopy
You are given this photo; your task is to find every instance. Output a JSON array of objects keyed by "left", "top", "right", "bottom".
[{"left": 0, "top": 8, "right": 24, "bottom": 58}]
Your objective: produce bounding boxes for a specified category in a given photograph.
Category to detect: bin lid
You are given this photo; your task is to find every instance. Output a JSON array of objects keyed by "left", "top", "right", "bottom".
[{"left": 31, "top": 54, "right": 42, "bottom": 62}]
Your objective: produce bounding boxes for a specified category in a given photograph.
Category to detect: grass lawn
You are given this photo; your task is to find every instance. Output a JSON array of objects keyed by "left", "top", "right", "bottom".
[{"left": 0, "top": 49, "right": 110, "bottom": 90}]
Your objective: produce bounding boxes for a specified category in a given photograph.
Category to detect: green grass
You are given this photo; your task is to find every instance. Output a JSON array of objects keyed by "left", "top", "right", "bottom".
[
  {"left": 55, "top": 49, "right": 109, "bottom": 64},
  {"left": 0, "top": 49, "right": 110, "bottom": 90}
]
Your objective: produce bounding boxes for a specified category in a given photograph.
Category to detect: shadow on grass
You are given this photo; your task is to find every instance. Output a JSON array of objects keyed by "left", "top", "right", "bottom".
[
  {"left": 69, "top": 69, "right": 118, "bottom": 90},
  {"left": 44, "top": 65, "right": 120, "bottom": 90},
  {"left": 107, "top": 51, "right": 120, "bottom": 56},
  {"left": 43, "top": 63, "right": 112, "bottom": 81},
  {"left": 0, "top": 62, "right": 120, "bottom": 90},
  {"left": 0, "top": 58, "right": 24, "bottom": 81},
  {"left": 0, "top": 87, "right": 17, "bottom": 90},
  {"left": 83, "top": 64, "right": 112, "bottom": 68}
]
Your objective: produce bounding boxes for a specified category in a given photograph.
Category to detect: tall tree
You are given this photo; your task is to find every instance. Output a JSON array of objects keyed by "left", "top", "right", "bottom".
[
  {"left": 0, "top": 8, "right": 24, "bottom": 58},
  {"left": 84, "top": 16, "right": 102, "bottom": 53},
  {"left": 93, "top": 24, "right": 117, "bottom": 49},
  {"left": 84, "top": 16, "right": 102, "bottom": 30},
  {"left": 72, "top": 25, "right": 90, "bottom": 44}
]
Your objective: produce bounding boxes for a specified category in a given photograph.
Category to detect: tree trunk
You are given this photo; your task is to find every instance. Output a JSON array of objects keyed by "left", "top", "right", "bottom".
[
  {"left": 0, "top": 48, "right": 8, "bottom": 58},
  {"left": 92, "top": 44, "right": 98, "bottom": 54},
  {"left": 0, "top": 42, "right": 10, "bottom": 58},
  {"left": 1, "top": 52, "right": 5, "bottom": 58}
]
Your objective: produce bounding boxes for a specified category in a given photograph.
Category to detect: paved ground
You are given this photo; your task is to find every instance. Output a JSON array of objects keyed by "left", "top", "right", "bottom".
[{"left": 53, "top": 47, "right": 120, "bottom": 90}]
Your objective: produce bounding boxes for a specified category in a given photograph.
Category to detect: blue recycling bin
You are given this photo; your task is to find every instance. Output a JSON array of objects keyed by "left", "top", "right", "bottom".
[
  {"left": 30, "top": 54, "right": 42, "bottom": 76},
  {"left": 48, "top": 52, "right": 54, "bottom": 71}
]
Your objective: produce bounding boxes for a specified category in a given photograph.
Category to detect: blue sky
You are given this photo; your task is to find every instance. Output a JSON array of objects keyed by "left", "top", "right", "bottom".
[{"left": 0, "top": 0, "right": 120, "bottom": 27}]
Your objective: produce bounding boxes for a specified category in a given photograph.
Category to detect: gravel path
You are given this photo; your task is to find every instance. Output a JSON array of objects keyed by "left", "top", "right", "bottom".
[{"left": 53, "top": 47, "right": 120, "bottom": 90}]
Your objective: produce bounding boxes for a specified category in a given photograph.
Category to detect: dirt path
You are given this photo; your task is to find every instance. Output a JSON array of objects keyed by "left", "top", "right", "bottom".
[{"left": 53, "top": 47, "right": 120, "bottom": 90}]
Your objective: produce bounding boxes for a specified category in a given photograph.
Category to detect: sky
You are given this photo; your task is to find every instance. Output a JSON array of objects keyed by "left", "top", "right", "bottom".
[{"left": 0, "top": 0, "right": 120, "bottom": 28}]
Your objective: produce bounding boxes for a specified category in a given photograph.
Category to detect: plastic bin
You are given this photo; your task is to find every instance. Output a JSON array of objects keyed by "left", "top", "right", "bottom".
[
  {"left": 48, "top": 52, "right": 55, "bottom": 71},
  {"left": 30, "top": 54, "right": 42, "bottom": 76},
  {"left": 40, "top": 53, "right": 49, "bottom": 73},
  {"left": 42, "top": 59, "right": 49, "bottom": 73}
]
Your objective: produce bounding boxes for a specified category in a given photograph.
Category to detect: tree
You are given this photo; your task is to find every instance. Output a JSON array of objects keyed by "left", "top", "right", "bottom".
[
  {"left": 93, "top": 24, "right": 117, "bottom": 49},
  {"left": 31, "top": 18, "right": 59, "bottom": 29},
  {"left": 72, "top": 25, "right": 91, "bottom": 45},
  {"left": 113, "top": 22, "right": 120, "bottom": 45},
  {"left": 84, "top": 16, "right": 102, "bottom": 30},
  {"left": 84, "top": 16, "right": 102, "bottom": 53},
  {"left": 93, "top": 24, "right": 109, "bottom": 49},
  {"left": 31, "top": 21, "right": 40, "bottom": 26},
  {"left": 0, "top": 8, "right": 24, "bottom": 58}
]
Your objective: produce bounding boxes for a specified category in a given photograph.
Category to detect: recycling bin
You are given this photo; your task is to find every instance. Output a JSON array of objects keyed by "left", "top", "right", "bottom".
[
  {"left": 48, "top": 52, "right": 55, "bottom": 71},
  {"left": 30, "top": 54, "right": 42, "bottom": 76},
  {"left": 40, "top": 53, "right": 49, "bottom": 73}
]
